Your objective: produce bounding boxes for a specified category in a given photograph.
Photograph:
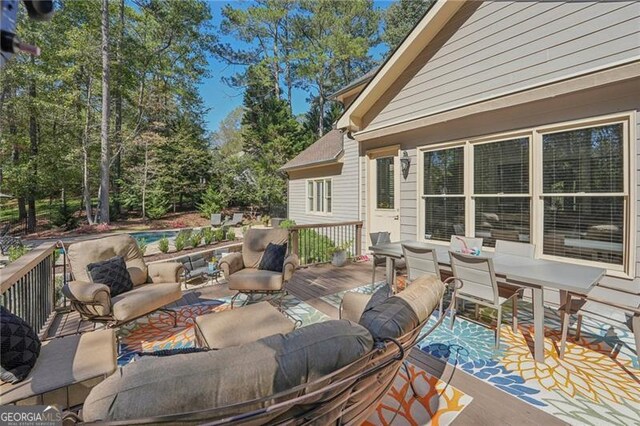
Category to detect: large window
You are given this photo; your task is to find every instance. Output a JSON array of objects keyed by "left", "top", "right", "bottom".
[
  {"left": 307, "top": 179, "right": 332, "bottom": 214},
  {"left": 422, "top": 147, "right": 465, "bottom": 242},
  {"left": 418, "top": 116, "right": 631, "bottom": 272},
  {"left": 473, "top": 137, "right": 530, "bottom": 247},
  {"left": 541, "top": 124, "right": 625, "bottom": 266}
]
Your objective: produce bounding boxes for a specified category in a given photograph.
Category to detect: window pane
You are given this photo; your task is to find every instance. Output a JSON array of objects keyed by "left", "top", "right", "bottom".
[
  {"left": 424, "top": 197, "right": 465, "bottom": 242},
  {"left": 376, "top": 157, "right": 394, "bottom": 209},
  {"left": 308, "top": 181, "right": 314, "bottom": 211},
  {"left": 475, "top": 197, "right": 530, "bottom": 247},
  {"left": 316, "top": 181, "right": 324, "bottom": 212},
  {"left": 474, "top": 138, "right": 528, "bottom": 194},
  {"left": 543, "top": 196, "right": 623, "bottom": 265},
  {"left": 543, "top": 124, "right": 623, "bottom": 193},
  {"left": 424, "top": 147, "right": 464, "bottom": 195},
  {"left": 325, "top": 180, "right": 332, "bottom": 213}
]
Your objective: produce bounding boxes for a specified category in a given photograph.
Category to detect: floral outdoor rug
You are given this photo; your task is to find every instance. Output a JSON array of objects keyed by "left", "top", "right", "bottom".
[
  {"left": 116, "top": 292, "right": 471, "bottom": 426},
  {"left": 321, "top": 282, "right": 640, "bottom": 426}
]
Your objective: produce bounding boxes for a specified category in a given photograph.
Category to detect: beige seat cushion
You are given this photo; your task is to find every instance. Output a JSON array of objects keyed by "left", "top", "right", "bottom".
[
  {"left": 68, "top": 234, "right": 148, "bottom": 286},
  {"left": 228, "top": 268, "right": 284, "bottom": 292},
  {"left": 82, "top": 320, "right": 373, "bottom": 422},
  {"left": 242, "top": 228, "right": 289, "bottom": 269},
  {"left": 111, "top": 282, "right": 181, "bottom": 322},
  {"left": 195, "top": 302, "right": 295, "bottom": 349},
  {"left": 0, "top": 329, "right": 117, "bottom": 406}
]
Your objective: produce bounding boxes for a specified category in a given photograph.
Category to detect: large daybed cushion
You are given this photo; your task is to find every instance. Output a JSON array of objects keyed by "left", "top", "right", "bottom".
[{"left": 82, "top": 320, "right": 373, "bottom": 422}]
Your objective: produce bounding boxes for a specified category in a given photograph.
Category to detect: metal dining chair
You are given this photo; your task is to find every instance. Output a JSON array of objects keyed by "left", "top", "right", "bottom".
[
  {"left": 369, "top": 232, "right": 405, "bottom": 285},
  {"left": 559, "top": 286, "right": 640, "bottom": 360},
  {"left": 449, "top": 251, "right": 521, "bottom": 348},
  {"left": 402, "top": 243, "right": 443, "bottom": 314},
  {"left": 494, "top": 239, "right": 536, "bottom": 325}
]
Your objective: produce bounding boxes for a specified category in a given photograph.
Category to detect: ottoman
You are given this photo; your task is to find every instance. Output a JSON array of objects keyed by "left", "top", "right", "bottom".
[{"left": 194, "top": 302, "right": 296, "bottom": 349}]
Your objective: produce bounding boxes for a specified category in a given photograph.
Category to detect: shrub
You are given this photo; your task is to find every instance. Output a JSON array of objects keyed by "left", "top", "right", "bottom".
[
  {"left": 279, "top": 219, "right": 296, "bottom": 229},
  {"left": 8, "top": 245, "right": 28, "bottom": 262},
  {"left": 214, "top": 228, "right": 225, "bottom": 242},
  {"left": 51, "top": 203, "right": 78, "bottom": 230},
  {"left": 145, "top": 186, "right": 169, "bottom": 220},
  {"left": 158, "top": 236, "right": 170, "bottom": 253},
  {"left": 227, "top": 229, "right": 236, "bottom": 241},
  {"left": 202, "top": 228, "right": 214, "bottom": 245},
  {"left": 190, "top": 231, "right": 202, "bottom": 248},
  {"left": 198, "top": 185, "right": 227, "bottom": 218},
  {"left": 138, "top": 238, "right": 148, "bottom": 255},
  {"left": 298, "top": 229, "right": 335, "bottom": 264},
  {"left": 261, "top": 215, "right": 271, "bottom": 226},
  {"left": 174, "top": 232, "right": 188, "bottom": 251}
]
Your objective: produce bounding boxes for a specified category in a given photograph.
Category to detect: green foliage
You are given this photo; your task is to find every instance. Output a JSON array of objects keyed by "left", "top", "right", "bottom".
[
  {"left": 298, "top": 229, "right": 334, "bottom": 264},
  {"left": 227, "top": 229, "right": 236, "bottom": 241},
  {"left": 8, "top": 245, "right": 28, "bottom": 262},
  {"left": 383, "top": 0, "right": 434, "bottom": 50},
  {"left": 327, "top": 240, "right": 354, "bottom": 256},
  {"left": 214, "top": 228, "right": 225, "bottom": 242},
  {"left": 158, "top": 236, "right": 170, "bottom": 253},
  {"left": 138, "top": 238, "right": 148, "bottom": 255},
  {"left": 190, "top": 231, "right": 203, "bottom": 248},
  {"left": 174, "top": 232, "right": 188, "bottom": 251},
  {"left": 261, "top": 215, "right": 271, "bottom": 226},
  {"left": 202, "top": 228, "right": 215, "bottom": 245},
  {"left": 198, "top": 185, "right": 227, "bottom": 218},
  {"left": 51, "top": 203, "right": 79, "bottom": 230},
  {"left": 145, "top": 185, "right": 170, "bottom": 220},
  {"left": 279, "top": 219, "right": 296, "bottom": 229}
]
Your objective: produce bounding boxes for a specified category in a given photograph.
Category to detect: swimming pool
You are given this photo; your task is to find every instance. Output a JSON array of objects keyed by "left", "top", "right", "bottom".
[{"left": 130, "top": 230, "right": 179, "bottom": 244}]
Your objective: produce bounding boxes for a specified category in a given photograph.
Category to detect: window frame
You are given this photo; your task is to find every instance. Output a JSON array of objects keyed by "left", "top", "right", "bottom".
[
  {"left": 416, "top": 112, "right": 635, "bottom": 277},
  {"left": 306, "top": 178, "right": 332, "bottom": 215}
]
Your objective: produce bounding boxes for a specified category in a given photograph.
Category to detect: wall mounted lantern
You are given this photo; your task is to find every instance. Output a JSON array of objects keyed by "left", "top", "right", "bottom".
[{"left": 400, "top": 150, "right": 411, "bottom": 180}]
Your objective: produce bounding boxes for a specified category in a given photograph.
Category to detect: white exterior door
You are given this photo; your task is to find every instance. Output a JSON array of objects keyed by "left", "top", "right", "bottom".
[{"left": 368, "top": 147, "right": 401, "bottom": 241}]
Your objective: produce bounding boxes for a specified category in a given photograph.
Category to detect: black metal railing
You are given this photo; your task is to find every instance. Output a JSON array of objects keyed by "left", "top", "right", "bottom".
[
  {"left": 1, "top": 243, "right": 57, "bottom": 337},
  {"left": 289, "top": 221, "right": 363, "bottom": 266}
]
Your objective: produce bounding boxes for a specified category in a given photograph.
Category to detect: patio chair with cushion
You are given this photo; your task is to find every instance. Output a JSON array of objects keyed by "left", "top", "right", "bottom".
[
  {"left": 77, "top": 275, "right": 456, "bottom": 424},
  {"left": 559, "top": 286, "right": 640, "bottom": 360},
  {"left": 219, "top": 228, "right": 299, "bottom": 308},
  {"left": 62, "top": 234, "right": 183, "bottom": 328}
]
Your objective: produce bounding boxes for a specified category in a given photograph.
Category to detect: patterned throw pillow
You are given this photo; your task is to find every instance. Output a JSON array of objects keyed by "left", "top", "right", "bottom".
[
  {"left": 258, "top": 243, "right": 287, "bottom": 273},
  {"left": 87, "top": 256, "right": 134, "bottom": 297},
  {"left": 0, "top": 306, "right": 42, "bottom": 384}
]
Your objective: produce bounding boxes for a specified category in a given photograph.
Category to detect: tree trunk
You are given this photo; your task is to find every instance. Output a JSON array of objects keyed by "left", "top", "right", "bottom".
[
  {"left": 317, "top": 85, "right": 324, "bottom": 137},
  {"left": 99, "top": 0, "right": 111, "bottom": 223},
  {"left": 27, "top": 78, "right": 38, "bottom": 233},
  {"left": 113, "top": 0, "right": 124, "bottom": 216},
  {"left": 7, "top": 87, "right": 26, "bottom": 221},
  {"left": 82, "top": 77, "right": 94, "bottom": 225},
  {"left": 141, "top": 139, "right": 148, "bottom": 220}
]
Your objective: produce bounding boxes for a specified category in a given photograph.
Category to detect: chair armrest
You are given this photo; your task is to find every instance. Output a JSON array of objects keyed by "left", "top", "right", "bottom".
[
  {"left": 62, "top": 280, "right": 111, "bottom": 316},
  {"left": 340, "top": 292, "right": 372, "bottom": 322},
  {"left": 282, "top": 254, "right": 299, "bottom": 282},
  {"left": 219, "top": 252, "right": 244, "bottom": 278},
  {"left": 148, "top": 262, "right": 184, "bottom": 283}
]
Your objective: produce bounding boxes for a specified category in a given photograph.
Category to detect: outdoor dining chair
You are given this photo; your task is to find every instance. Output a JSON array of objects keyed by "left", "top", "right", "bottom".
[
  {"left": 226, "top": 212, "right": 244, "bottom": 227},
  {"left": 449, "top": 251, "right": 520, "bottom": 348},
  {"left": 559, "top": 286, "right": 640, "bottom": 360},
  {"left": 402, "top": 243, "right": 443, "bottom": 314},
  {"left": 494, "top": 240, "right": 536, "bottom": 324},
  {"left": 369, "top": 232, "right": 405, "bottom": 285},
  {"left": 210, "top": 213, "right": 223, "bottom": 227}
]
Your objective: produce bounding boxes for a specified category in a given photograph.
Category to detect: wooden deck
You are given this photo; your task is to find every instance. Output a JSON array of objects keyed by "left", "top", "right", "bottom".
[{"left": 48, "top": 262, "right": 565, "bottom": 425}]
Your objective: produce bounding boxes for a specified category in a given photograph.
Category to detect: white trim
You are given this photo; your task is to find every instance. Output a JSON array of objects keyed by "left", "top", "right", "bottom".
[
  {"left": 305, "top": 178, "right": 333, "bottom": 216},
  {"left": 415, "top": 112, "right": 635, "bottom": 276}
]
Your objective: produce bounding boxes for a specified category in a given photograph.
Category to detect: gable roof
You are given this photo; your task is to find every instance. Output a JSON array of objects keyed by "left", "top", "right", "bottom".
[
  {"left": 336, "top": 0, "right": 464, "bottom": 131},
  {"left": 330, "top": 68, "right": 377, "bottom": 101},
  {"left": 280, "top": 129, "right": 344, "bottom": 172}
]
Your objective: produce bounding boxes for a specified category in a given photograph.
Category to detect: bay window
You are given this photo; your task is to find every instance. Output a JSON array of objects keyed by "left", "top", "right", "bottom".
[{"left": 418, "top": 115, "right": 631, "bottom": 273}]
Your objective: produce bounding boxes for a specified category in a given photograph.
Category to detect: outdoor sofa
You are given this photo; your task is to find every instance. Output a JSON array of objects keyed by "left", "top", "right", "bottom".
[
  {"left": 62, "top": 234, "right": 183, "bottom": 327},
  {"left": 76, "top": 274, "right": 456, "bottom": 424}
]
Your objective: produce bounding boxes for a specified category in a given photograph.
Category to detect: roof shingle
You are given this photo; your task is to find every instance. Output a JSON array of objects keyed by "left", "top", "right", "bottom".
[{"left": 280, "top": 129, "right": 344, "bottom": 171}]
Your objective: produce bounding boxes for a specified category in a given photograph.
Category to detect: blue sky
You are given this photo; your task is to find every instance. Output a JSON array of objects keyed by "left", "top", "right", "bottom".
[{"left": 199, "top": 1, "right": 393, "bottom": 134}]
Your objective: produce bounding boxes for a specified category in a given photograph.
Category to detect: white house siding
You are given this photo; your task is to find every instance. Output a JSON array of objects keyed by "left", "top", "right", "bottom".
[
  {"left": 364, "top": 0, "right": 640, "bottom": 130},
  {"left": 287, "top": 135, "right": 360, "bottom": 225},
  {"left": 357, "top": 76, "right": 640, "bottom": 301}
]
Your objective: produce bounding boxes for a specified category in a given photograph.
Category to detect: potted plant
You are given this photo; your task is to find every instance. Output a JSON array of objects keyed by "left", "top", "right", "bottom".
[{"left": 327, "top": 240, "right": 353, "bottom": 267}]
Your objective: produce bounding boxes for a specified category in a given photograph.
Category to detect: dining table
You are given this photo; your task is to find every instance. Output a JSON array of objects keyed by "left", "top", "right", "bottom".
[{"left": 369, "top": 240, "right": 606, "bottom": 363}]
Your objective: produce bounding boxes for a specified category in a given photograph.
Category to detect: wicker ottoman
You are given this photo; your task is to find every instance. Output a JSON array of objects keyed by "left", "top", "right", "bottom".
[{"left": 194, "top": 302, "right": 296, "bottom": 349}]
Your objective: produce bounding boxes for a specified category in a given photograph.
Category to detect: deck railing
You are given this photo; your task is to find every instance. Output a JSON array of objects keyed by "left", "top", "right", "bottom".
[
  {"left": 289, "top": 221, "right": 363, "bottom": 266},
  {"left": 1, "top": 242, "right": 58, "bottom": 337}
]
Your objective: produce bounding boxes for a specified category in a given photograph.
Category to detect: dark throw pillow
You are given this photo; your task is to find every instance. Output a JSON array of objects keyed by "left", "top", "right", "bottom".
[
  {"left": 1, "top": 306, "right": 42, "bottom": 384},
  {"left": 362, "top": 284, "right": 392, "bottom": 314},
  {"left": 258, "top": 243, "right": 287, "bottom": 273},
  {"left": 87, "top": 255, "right": 134, "bottom": 297}
]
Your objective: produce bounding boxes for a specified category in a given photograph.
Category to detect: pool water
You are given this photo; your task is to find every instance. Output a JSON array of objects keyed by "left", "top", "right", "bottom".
[{"left": 130, "top": 230, "right": 178, "bottom": 244}]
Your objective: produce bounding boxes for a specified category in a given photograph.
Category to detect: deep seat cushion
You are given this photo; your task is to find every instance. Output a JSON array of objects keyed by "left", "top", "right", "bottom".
[
  {"left": 0, "top": 307, "right": 41, "bottom": 384},
  {"left": 227, "top": 268, "right": 284, "bottom": 292},
  {"left": 110, "top": 282, "right": 181, "bottom": 323},
  {"left": 195, "top": 302, "right": 295, "bottom": 349},
  {"left": 258, "top": 242, "right": 287, "bottom": 273},
  {"left": 87, "top": 256, "right": 134, "bottom": 297},
  {"left": 359, "top": 275, "right": 445, "bottom": 341},
  {"left": 82, "top": 320, "right": 374, "bottom": 422}
]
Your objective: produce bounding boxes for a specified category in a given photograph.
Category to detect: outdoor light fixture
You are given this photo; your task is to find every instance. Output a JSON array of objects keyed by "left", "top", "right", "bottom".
[{"left": 400, "top": 150, "right": 411, "bottom": 180}]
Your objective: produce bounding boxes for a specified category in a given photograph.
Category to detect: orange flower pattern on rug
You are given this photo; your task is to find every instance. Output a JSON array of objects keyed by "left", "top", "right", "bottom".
[
  {"left": 364, "top": 363, "right": 472, "bottom": 426},
  {"left": 500, "top": 325, "right": 640, "bottom": 405}
]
